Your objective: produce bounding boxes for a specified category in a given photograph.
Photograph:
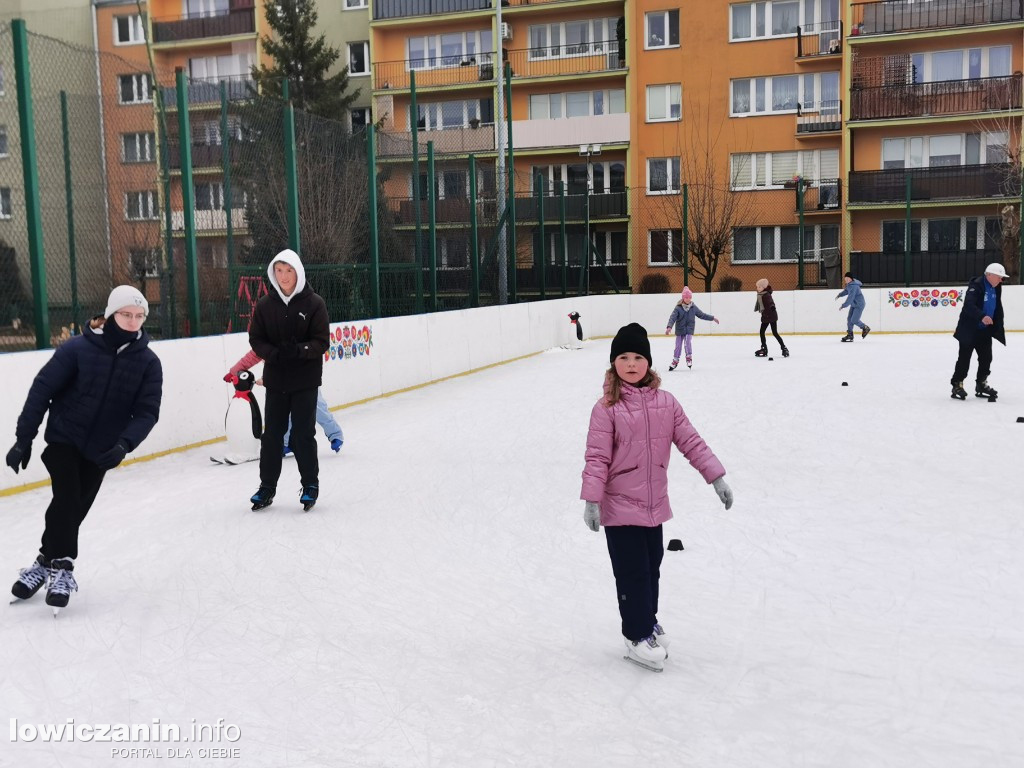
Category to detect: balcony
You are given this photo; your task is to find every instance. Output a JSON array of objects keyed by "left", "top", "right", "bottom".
[
  {"left": 166, "top": 143, "right": 243, "bottom": 170},
  {"left": 851, "top": 249, "right": 999, "bottom": 285},
  {"left": 850, "top": 75, "right": 1022, "bottom": 121},
  {"left": 152, "top": 8, "right": 256, "bottom": 45},
  {"left": 796, "top": 180, "right": 841, "bottom": 211},
  {"left": 389, "top": 190, "right": 628, "bottom": 227},
  {"left": 377, "top": 124, "right": 497, "bottom": 158},
  {"left": 850, "top": 0, "right": 1023, "bottom": 37},
  {"left": 512, "top": 113, "right": 629, "bottom": 150},
  {"left": 847, "top": 164, "right": 1018, "bottom": 204},
  {"left": 506, "top": 39, "right": 625, "bottom": 80},
  {"left": 796, "top": 101, "right": 842, "bottom": 134},
  {"left": 161, "top": 76, "right": 256, "bottom": 110},
  {"left": 374, "top": 53, "right": 496, "bottom": 92},
  {"left": 372, "top": 0, "right": 492, "bottom": 22},
  {"left": 171, "top": 208, "right": 247, "bottom": 232},
  {"left": 797, "top": 21, "right": 843, "bottom": 58}
]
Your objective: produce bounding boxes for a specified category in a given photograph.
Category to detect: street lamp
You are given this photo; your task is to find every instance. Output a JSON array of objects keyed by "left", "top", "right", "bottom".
[{"left": 579, "top": 143, "right": 601, "bottom": 295}]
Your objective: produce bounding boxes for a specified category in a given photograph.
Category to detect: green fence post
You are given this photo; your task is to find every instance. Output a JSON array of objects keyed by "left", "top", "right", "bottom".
[
  {"left": 367, "top": 124, "right": 381, "bottom": 317},
  {"left": 175, "top": 68, "right": 201, "bottom": 336},
  {"left": 283, "top": 97, "right": 301, "bottom": 255},
  {"left": 904, "top": 174, "right": 912, "bottom": 288},
  {"left": 797, "top": 181, "right": 806, "bottom": 290},
  {"left": 410, "top": 70, "right": 423, "bottom": 312},
  {"left": 505, "top": 61, "right": 517, "bottom": 303},
  {"left": 682, "top": 183, "right": 689, "bottom": 288},
  {"left": 60, "top": 91, "right": 80, "bottom": 330},
  {"left": 559, "top": 181, "right": 567, "bottom": 297},
  {"left": 220, "top": 81, "right": 236, "bottom": 331},
  {"left": 427, "top": 140, "right": 437, "bottom": 312},
  {"left": 12, "top": 19, "right": 49, "bottom": 348},
  {"left": 469, "top": 154, "right": 480, "bottom": 307},
  {"left": 536, "top": 173, "right": 546, "bottom": 301}
]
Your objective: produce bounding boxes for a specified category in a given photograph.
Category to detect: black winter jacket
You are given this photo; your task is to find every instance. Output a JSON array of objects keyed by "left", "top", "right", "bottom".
[
  {"left": 954, "top": 275, "right": 1005, "bottom": 345},
  {"left": 249, "top": 283, "right": 330, "bottom": 392},
  {"left": 16, "top": 327, "right": 163, "bottom": 457}
]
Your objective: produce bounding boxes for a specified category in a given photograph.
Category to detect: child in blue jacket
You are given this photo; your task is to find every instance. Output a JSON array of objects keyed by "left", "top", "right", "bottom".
[
  {"left": 664, "top": 287, "right": 719, "bottom": 370},
  {"left": 836, "top": 272, "right": 871, "bottom": 342}
]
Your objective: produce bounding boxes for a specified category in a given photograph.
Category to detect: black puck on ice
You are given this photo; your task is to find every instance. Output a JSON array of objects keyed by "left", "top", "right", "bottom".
[
  {"left": 842, "top": 381, "right": 848, "bottom": 386},
  {"left": 667, "top": 539, "right": 684, "bottom": 551},
  {"left": 768, "top": 357, "right": 774, "bottom": 361},
  {"left": 1017, "top": 417, "right": 1024, "bottom": 423}
]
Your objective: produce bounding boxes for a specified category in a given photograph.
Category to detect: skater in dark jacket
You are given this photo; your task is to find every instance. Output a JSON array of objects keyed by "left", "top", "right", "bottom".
[
  {"left": 836, "top": 272, "right": 870, "bottom": 342},
  {"left": 754, "top": 278, "right": 788, "bottom": 357},
  {"left": 248, "top": 248, "right": 330, "bottom": 510},
  {"left": 950, "top": 263, "right": 1007, "bottom": 400},
  {"left": 6, "top": 285, "right": 163, "bottom": 611}
]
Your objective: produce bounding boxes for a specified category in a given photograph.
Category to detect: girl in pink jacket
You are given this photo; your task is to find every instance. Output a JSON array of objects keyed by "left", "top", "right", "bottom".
[{"left": 581, "top": 323, "right": 733, "bottom": 671}]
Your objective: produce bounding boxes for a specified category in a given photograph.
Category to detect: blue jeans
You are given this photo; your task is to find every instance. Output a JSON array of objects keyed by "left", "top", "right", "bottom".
[
  {"left": 847, "top": 306, "right": 867, "bottom": 333},
  {"left": 284, "top": 389, "right": 342, "bottom": 447}
]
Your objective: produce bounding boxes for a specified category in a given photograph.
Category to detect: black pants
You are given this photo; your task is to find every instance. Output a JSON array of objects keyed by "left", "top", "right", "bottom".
[
  {"left": 605, "top": 524, "right": 664, "bottom": 642},
  {"left": 952, "top": 332, "right": 993, "bottom": 385},
  {"left": 39, "top": 443, "right": 107, "bottom": 561},
  {"left": 760, "top": 321, "right": 785, "bottom": 349},
  {"left": 261, "top": 387, "right": 319, "bottom": 488}
]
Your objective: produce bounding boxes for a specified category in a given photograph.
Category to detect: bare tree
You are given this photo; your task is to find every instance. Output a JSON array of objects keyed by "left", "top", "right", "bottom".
[{"left": 975, "top": 113, "right": 1023, "bottom": 284}]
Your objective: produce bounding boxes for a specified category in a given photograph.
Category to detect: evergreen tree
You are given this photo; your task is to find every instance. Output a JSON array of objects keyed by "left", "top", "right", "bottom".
[{"left": 251, "top": 0, "right": 360, "bottom": 120}]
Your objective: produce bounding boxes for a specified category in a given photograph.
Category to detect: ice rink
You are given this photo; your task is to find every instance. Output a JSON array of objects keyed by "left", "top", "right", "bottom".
[{"left": 2, "top": 332, "right": 1022, "bottom": 768}]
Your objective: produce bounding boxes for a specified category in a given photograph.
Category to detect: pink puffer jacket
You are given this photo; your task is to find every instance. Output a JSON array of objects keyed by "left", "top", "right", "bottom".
[{"left": 581, "top": 383, "right": 725, "bottom": 527}]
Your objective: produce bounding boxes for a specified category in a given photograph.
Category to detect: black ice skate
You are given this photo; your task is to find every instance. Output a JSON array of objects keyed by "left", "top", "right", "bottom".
[
  {"left": 45, "top": 559, "right": 77, "bottom": 615},
  {"left": 975, "top": 380, "right": 998, "bottom": 400},
  {"left": 841, "top": 332, "right": 854, "bottom": 342},
  {"left": 861, "top": 325, "right": 871, "bottom": 339},
  {"left": 300, "top": 484, "right": 319, "bottom": 512},
  {"left": 754, "top": 346, "right": 768, "bottom": 357},
  {"left": 781, "top": 346, "right": 790, "bottom": 357},
  {"left": 250, "top": 485, "right": 276, "bottom": 511},
  {"left": 951, "top": 380, "right": 968, "bottom": 400},
  {"left": 11, "top": 554, "right": 49, "bottom": 602}
]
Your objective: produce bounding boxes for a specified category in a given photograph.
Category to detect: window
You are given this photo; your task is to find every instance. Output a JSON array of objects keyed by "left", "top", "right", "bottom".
[
  {"left": 732, "top": 225, "right": 835, "bottom": 262},
  {"left": 121, "top": 132, "right": 155, "bottom": 163},
  {"left": 188, "top": 51, "right": 253, "bottom": 80},
  {"left": 130, "top": 249, "right": 160, "bottom": 279},
  {"left": 649, "top": 229, "right": 683, "bottom": 265},
  {"left": 881, "top": 132, "right": 1005, "bottom": 168},
  {"left": 0, "top": 187, "right": 11, "bottom": 219},
  {"left": 527, "top": 18, "right": 618, "bottom": 59},
  {"left": 408, "top": 30, "right": 492, "bottom": 70},
  {"left": 0, "top": 64, "right": 5, "bottom": 96},
  {"left": 646, "top": 9, "right": 680, "bottom": 49},
  {"left": 647, "top": 157, "right": 680, "bottom": 194},
  {"left": 125, "top": 191, "right": 158, "bottom": 220},
  {"left": 411, "top": 98, "right": 491, "bottom": 131},
  {"left": 731, "top": 0, "right": 801, "bottom": 40},
  {"left": 118, "top": 74, "right": 151, "bottom": 104},
  {"left": 351, "top": 107, "right": 370, "bottom": 131},
  {"left": 730, "top": 149, "right": 838, "bottom": 189},
  {"left": 647, "top": 84, "right": 681, "bottom": 121},
  {"left": 199, "top": 243, "right": 228, "bottom": 269},
  {"left": 884, "top": 217, "right": 999, "bottom": 253},
  {"left": 528, "top": 89, "right": 625, "bottom": 120},
  {"left": 732, "top": 72, "right": 837, "bottom": 115},
  {"left": 909, "top": 46, "right": 1013, "bottom": 83},
  {"left": 195, "top": 182, "right": 244, "bottom": 211},
  {"left": 349, "top": 42, "right": 369, "bottom": 76},
  {"left": 0, "top": 125, "right": 7, "bottom": 157},
  {"left": 114, "top": 14, "right": 145, "bottom": 44},
  {"left": 345, "top": 0, "right": 367, "bottom": 7},
  {"left": 531, "top": 161, "right": 625, "bottom": 195}
]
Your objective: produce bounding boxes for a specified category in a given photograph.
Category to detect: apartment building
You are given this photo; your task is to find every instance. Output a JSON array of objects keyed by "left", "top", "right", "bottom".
[
  {"left": 845, "top": 0, "right": 1022, "bottom": 284},
  {"left": 316, "top": 0, "right": 373, "bottom": 133}
]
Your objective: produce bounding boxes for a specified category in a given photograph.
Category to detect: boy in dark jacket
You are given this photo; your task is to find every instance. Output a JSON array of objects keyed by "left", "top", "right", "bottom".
[
  {"left": 248, "top": 249, "right": 330, "bottom": 510},
  {"left": 951, "top": 263, "right": 1007, "bottom": 400},
  {"left": 6, "top": 285, "right": 163, "bottom": 612},
  {"left": 754, "top": 278, "right": 788, "bottom": 357}
]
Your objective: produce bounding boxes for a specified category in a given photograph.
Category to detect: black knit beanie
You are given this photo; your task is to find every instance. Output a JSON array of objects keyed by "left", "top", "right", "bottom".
[
  {"left": 844, "top": 271, "right": 854, "bottom": 279},
  {"left": 610, "top": 323, "right": 652, "bottom": 367}
]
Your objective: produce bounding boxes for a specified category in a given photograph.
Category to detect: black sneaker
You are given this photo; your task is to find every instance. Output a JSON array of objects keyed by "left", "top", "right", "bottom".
[{"left": 250, "top": 485, "right": 276, "bottom": 510}]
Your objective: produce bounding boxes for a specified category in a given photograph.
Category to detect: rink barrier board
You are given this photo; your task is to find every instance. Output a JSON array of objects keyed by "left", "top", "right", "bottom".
[{"left": 1, "top": 287, "right": 1020, "bottom": 495}]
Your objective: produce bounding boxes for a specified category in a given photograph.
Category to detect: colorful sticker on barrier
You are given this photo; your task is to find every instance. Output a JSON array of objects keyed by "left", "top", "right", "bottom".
[
  {"left": 325, "top": 323, "right": 373, "bottom": 362},
  {"left": 888, "top": 288, "right": 960, "bottom": 309}
]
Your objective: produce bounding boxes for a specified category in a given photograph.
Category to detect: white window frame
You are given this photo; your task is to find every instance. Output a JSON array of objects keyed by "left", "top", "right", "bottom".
[
  {"left": 348, "top": 41, "right": 370, "bottom": 76},
  {"left": 881, "top": 132, "right": 1008, "bottom": 169},
  {"left": 531, "top": 161, "right": 626, "bottom": 195},
  {"left": 351, "top": 106, "right": 370, "bottom": 131},
  {"left": 645, "top": 9, "right": 680, "bottom": 50},
  {"left": 344, "top": 0, "right": 368, "bottom": 7},
  {"left": 731, "top": 0, "right": 833, "bottom": 41},
  {"left": 121, "top": 132, "right": 155, "bottom": 163},
  {"left": 0, "top": 187, "right": 11, "bottom": 219},
  {"left": 407, "top": 31, "right": 492, "bottom": 71},
  {"left": 731, "top": 72, "right": 837, "bottom": 116},
  {"left": 528, "top": 89, "right": 625, "bottom": 120},
  {"left": 910, "top": 45, "right": 1013, "bottom": 83},
  {"left": 881, "top": 217, "right": 998, "bottom": 252},
  {"left": 0, "top": 64, "right": 5, "bottom": 97},
  {"left": 730, "top": 148, "right": 839, "bottom": 190},
  {"left": 114, "top": 14, "right": 146, "bottom": 45},
  {"left": 527, "top": 18, "right": 618, "bottom": 60},
  {"left": 646, "top": 157, "right": 681, "bottom": 195},
  {"left": 125, "top": 191, "right": 158, "bottom": 220},
  {"left": 731, "top": 224, "right": 837, "bottom": 263},
  {"left": 130, "top": 248, "right": 161, "bottom": 278},
  {"left": 0, "top": 125, "right": 8, "bottom": 158},
  {"left": 118, "top": 73, "right": 152, "bottom": 105},
  {"left": 410, "top": 99, "right": 486, "bottom": 131},
  {"left": 647, "top": 83, "right": 682, "bottom": 122},
  {"left": 648, "top": 228, "right": 684, "bottom": 266}
]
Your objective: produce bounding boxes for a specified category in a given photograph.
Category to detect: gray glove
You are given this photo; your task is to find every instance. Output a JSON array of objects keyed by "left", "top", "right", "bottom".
[
  {"left": 712, "top": 477, "right": 734, "bottom": 510},
  {"left": 583, "top": 501, "right": 601, "bottom": 532}
]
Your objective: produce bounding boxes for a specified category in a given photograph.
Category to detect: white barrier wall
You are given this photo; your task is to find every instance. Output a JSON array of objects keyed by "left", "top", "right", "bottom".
[{"left": 1, "top": 287, "right": 1020, "bottom": 493}]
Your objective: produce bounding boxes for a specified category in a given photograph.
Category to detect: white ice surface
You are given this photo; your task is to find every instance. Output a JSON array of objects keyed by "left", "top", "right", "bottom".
[{"left": 2, "top": 333, "right": 1023, "bottom": 768}]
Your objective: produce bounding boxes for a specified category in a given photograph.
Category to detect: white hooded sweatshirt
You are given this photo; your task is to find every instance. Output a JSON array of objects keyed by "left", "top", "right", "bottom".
[{"left": 266, "top": 249, "right": 306, "bottom": 305}]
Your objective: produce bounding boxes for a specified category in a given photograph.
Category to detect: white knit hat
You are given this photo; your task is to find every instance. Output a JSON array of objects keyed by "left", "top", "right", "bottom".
[{"left": 104, "top": 285, "right": 149, "bottom": 319}]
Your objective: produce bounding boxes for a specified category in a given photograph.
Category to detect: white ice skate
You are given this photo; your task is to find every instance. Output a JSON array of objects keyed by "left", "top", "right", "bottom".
[
  {"left": 623, "top": 635, "right": 666, "bottom": 672},
  {"left": 652, "top": 622, "right": 671, "bottom": 651}
]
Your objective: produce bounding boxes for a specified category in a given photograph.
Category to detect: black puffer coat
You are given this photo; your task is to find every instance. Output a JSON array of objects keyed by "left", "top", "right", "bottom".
[{"left": 954, "top": 275, "right": 1005, "bottom": 345}]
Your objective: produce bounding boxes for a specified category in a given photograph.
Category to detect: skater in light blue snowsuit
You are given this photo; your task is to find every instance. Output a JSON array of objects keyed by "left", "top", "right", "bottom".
[
  {"left": 664, "top": 287, "right": 719, "bottom": 370},
  {"left": 836, "top": 272, "right": 870, "bottom": 342}
]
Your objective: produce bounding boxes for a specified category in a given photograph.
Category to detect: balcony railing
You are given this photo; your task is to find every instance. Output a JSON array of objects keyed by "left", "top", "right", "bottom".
[
  {"left": 797, "top": 21, "right": 843, "bottom": 58},
  {"left": 152, "top": 8, "right": 255, "bottom": 44},
  {"left": 372, "top": 0, "right": 491, "bottom": 21},
  {"left": 377, "top": 124, "right": 496, "bottom": 158},
  {"left": 796, "top": 100, "right": 842, "bottom": 133},
  {"left": 388, "top": 191, "right": 628, "bottom": 226},
  {"left": 161, "top": 76, "right": 255, "bottom": 109},
  {"left": 850, "top": 0, "right": 1023, "bottom": 37},
  {"left": 171, "top": 208, "right": 247, "bottom": 232},
  {"left": 796, "top": 180, "right": 841, "bottom": 211},
  {"left": 374, "top": 53, "right": 496, "bottom": 91},
  {"left": 166, "top": 143, "right": 244, "bottom": 169},
  {"left": 849, "top": 75, "right": 1022, "bottom": 120},
  {"left": 506, "top": 39, "right": 625, "bottom": 79},
  {"left": 848, "top": 164, "right": 1018, "bottom": 204},
  {"left": 851, "top": 249, "right": 1000, "bottom": 285}
]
